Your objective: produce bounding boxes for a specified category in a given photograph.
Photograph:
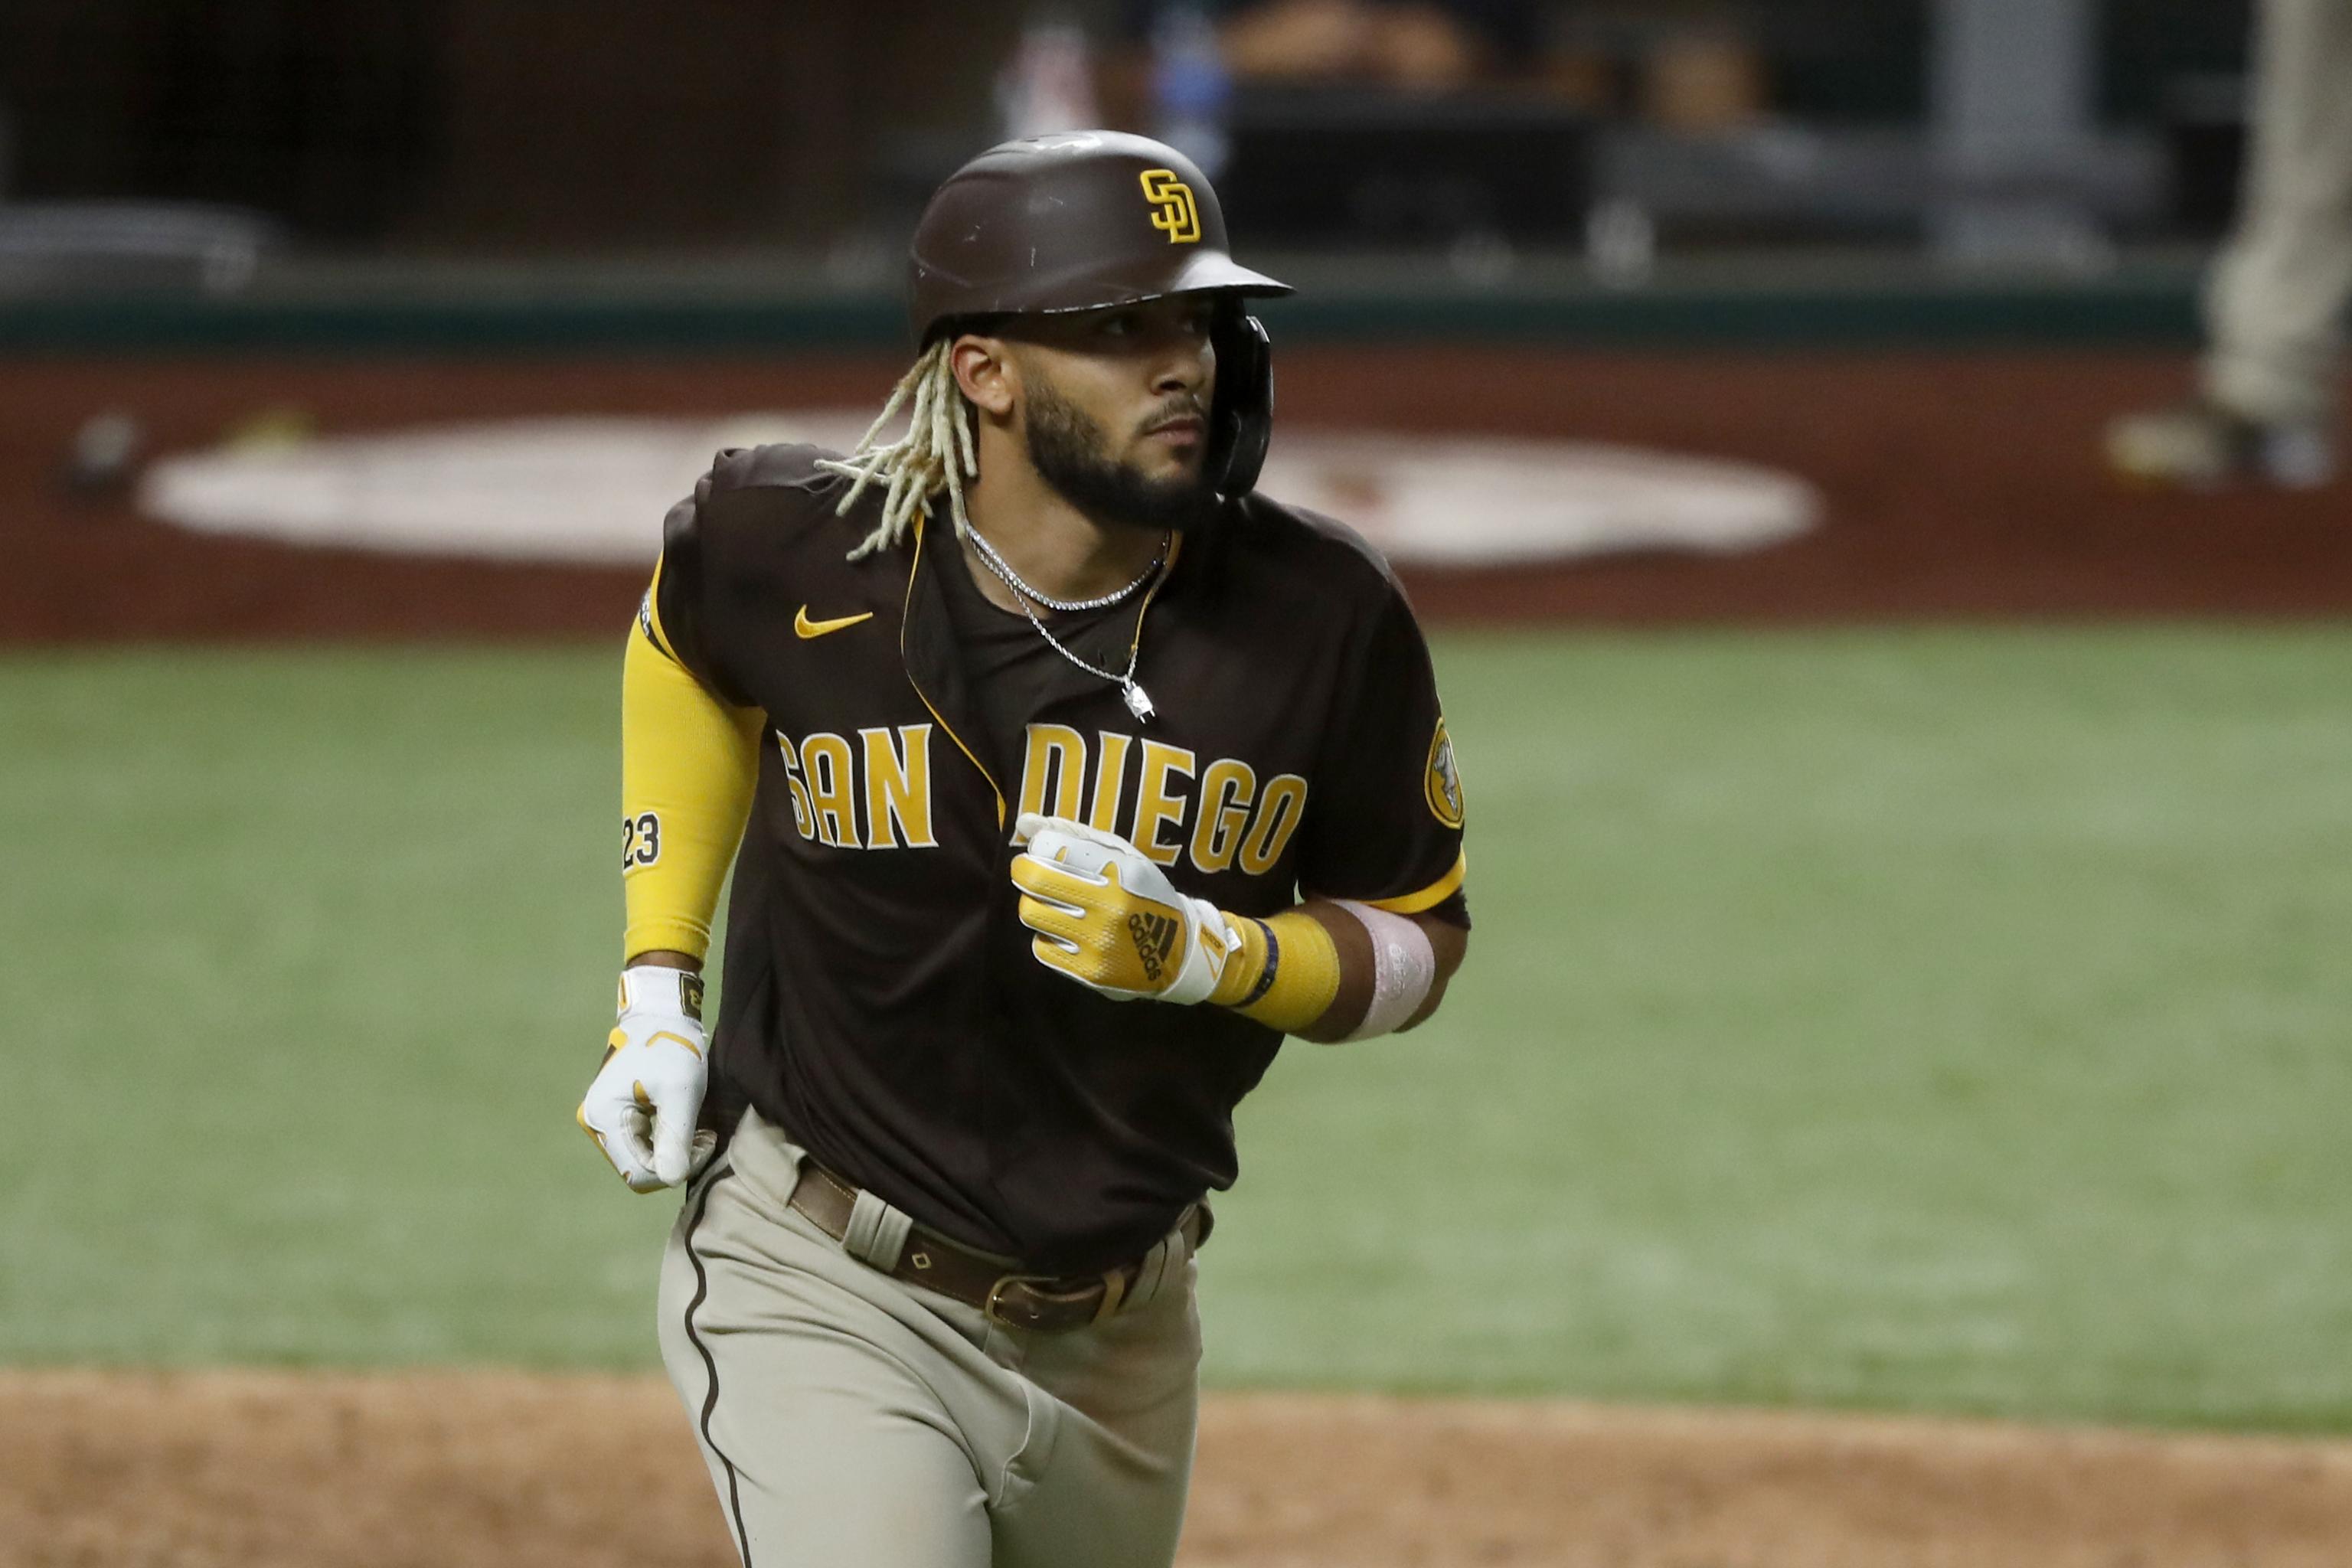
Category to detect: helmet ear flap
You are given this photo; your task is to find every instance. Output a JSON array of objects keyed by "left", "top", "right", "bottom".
[{"left": 1208, "top": 312, "right": 1274, "bottom": 500}]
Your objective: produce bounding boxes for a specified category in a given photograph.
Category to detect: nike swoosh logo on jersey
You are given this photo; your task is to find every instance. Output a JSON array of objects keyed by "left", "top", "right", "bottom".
[{"left": 795, "top": 606, "right": 874, "bottom": 639}]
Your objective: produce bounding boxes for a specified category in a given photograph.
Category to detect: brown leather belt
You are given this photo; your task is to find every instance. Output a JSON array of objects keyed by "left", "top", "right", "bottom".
[{"left": 786, "top": 1160, "right": 1210, "bottom": 1334}]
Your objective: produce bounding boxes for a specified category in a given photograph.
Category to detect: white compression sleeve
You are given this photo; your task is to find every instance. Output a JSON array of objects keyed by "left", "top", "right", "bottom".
[{"left": 1332, "top": 900, "right": 1439, "bottom": 1040}]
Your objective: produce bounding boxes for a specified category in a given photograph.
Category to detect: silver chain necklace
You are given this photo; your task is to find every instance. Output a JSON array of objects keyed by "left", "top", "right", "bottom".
[
  {"left": 966, "top": 525, "right": 1166, "bottom": 612},
  {"left": 966, "top": 528, "right": 1170, "bottom": 722}
]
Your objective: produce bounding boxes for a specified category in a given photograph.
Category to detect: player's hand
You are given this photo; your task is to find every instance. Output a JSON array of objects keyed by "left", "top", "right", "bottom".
[
  {"left": 1011, "top": 812, "right": 1243, "bottom": 1004},
  {"left": 577, "top": 965, "right": 719, "bottom": 1193}
]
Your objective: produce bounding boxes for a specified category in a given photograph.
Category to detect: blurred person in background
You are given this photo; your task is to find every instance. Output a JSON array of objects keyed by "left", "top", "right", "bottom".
[
  {"left": 1214, "top": 0, "right": 1543, "bottom": 89},
  {"left": 2108, "top": 0, "right": 2352, "bottom": 490},
  {"left": 1117, "top": 0, "right": 1549, "bottom": 93}
]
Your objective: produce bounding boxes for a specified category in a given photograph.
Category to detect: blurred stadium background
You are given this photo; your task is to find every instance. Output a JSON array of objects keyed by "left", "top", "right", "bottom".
[{"left": 5, "top": 3, "right": 2351, "bottom": 1566}]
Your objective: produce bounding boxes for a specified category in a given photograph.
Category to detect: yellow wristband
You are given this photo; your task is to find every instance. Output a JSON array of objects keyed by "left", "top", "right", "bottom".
[{"left": 1210, "top": 908, "right": 1341, "bottom": 1034}]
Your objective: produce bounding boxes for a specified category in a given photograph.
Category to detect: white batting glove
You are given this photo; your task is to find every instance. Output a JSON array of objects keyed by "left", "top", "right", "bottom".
[
  {"left": 577, "top": 965, "right": 719, "bottom": 1194},
  {"left": 1011, "top": 812, "right": 1243, "bottom": 1004}
]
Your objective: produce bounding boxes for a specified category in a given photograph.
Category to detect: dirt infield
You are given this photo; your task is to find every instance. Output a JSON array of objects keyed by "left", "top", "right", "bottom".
[
  {"left": 8, "top": 1372, "right": 2352, "bottom": 1567},
  {"left": 2, "top": 351, "right": 2347, "bottom": 644}
]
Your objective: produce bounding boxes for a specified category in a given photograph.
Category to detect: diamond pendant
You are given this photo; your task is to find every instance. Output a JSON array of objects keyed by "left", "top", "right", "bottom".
[{"left": 1122, "top": 681, "right": 1156, "bottom": 723}]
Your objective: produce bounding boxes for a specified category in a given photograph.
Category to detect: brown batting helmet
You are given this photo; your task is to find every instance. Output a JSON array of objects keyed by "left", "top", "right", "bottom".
[
  {"left": 908, "top": 130, "right": 1291, "bottom": 344},
  {"left": 907, "top": 131, "right": 1292, "bottom": 498}
]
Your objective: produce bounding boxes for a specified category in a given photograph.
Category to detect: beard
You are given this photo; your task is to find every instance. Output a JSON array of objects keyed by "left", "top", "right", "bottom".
[{"left": 1022, "top": 376, "right": 1221, "bottom": 535}]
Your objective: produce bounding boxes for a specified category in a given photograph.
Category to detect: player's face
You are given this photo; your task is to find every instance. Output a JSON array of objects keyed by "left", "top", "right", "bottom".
[{"left": 1006, "top": 296, "right": 1222, "bottom": 532}]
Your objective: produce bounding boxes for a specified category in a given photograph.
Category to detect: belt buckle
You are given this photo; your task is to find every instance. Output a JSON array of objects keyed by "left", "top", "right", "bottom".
[{"left": 984, "top": 1270, "right": 1121, "bottom": 1331}]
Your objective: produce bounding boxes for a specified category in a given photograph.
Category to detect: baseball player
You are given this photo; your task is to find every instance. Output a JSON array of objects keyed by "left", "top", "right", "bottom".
[
  {"left": 2107, "top": 0, "right": 2350, "bottom": 488},
  {"left": 578, "top": 130, "right": 1470, "bottom": 1568}
]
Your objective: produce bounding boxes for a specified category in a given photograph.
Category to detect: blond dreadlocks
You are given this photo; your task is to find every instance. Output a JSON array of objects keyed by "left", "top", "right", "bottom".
[{"left": 812, "top": 341, "right": 979, "bottom": 560}]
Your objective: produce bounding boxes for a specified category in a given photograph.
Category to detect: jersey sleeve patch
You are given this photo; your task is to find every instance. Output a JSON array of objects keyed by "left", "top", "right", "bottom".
[
  {"left": 1424, "top": 717, "right": 1465, "bottom": 829},
  {"left": 638, "top": 555, "right": 684, "bottom": 665}
]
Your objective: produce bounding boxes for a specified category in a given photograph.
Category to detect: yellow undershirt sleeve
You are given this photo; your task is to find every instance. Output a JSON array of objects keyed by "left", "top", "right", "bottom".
[{"left": 621, "top": 616, "right": 762, "bottom": 965}]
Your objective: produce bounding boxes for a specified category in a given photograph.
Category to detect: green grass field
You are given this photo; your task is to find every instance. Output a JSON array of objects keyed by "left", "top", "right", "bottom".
[{"left": 5, "top": 627, "right": 2350, "bottom": 1432}]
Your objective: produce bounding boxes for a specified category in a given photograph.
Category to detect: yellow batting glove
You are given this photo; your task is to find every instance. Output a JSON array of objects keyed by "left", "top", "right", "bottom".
[
  {"left": 1011, "top": 812, "right": 1244, "bottom": 1004},
  {"left": 577, "top": 966, "right": 720, "bottom": 1193}
]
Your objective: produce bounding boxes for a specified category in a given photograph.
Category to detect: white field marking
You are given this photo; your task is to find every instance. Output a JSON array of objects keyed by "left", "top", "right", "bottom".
[{"left": 138, "top": 412, "right": 1818, "bottom": 567}]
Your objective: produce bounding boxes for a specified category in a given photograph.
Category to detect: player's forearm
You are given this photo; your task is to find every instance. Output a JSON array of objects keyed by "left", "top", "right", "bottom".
[
  {"left": 1212, "top": 899, "right": 1467, "bottom": 1043},
  {"left": 621, "top": 621, "right": 762, "bottom": 964},
  {"left": 1298, "top": 900, "right": 1467, "bottom": 1040},
  {"left": 1010, "top": 816, "right": 1466, "bottom": 1040}
]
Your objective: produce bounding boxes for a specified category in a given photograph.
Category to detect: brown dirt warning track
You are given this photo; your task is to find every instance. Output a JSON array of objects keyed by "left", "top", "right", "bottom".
[
  {"left": 8, "top": 1372, "right": 2352, "bottom": 1568},
  {"left": 2, "top": 350, "right": 2348, "bottom": 642}
]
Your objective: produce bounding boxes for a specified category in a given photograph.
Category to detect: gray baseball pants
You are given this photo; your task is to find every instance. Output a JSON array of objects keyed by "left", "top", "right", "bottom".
[
  {"left": 657, "top": 1106, "right": 1204, "bottom": 1566},
  {"left": 2203, "top": 0, "right": 2352, "bottom": 422}
]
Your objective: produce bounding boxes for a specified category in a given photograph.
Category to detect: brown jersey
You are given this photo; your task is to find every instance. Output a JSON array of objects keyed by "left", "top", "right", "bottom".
[{"left": 652, "top": 444, "right": 1466, "bottom": 1272}]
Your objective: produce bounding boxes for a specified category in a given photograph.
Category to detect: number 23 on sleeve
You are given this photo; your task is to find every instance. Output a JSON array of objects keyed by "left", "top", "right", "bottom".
[{"left": 622, "top": 811, "right": 662, "bottom": 869}]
